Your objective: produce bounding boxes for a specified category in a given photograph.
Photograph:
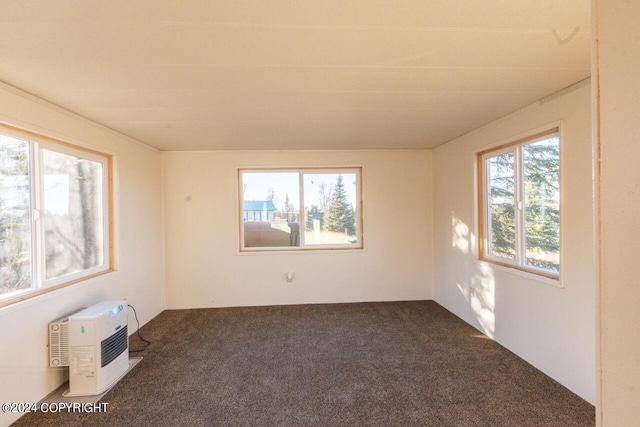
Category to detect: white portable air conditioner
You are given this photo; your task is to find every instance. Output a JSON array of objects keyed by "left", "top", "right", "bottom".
[{"left": 63, "top": 301, "right": 129, "bottom": 397}]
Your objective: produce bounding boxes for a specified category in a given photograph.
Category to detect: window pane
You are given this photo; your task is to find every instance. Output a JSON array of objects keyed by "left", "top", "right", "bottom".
[
  {"left": 523, "top": 137, "right": 560, "bottom": 272},
  {"left": 486, "top": 152, "right": 516, "bottom": 260},
  {"left": 43, "top": 149, "right": 104, "bottom": 280},
  {"left": 303, "top": 173, "right": 358, "bottom": 245},
  {"left": 242, "top": 172, "right": 300, "bottom": 247},
  {"left": 0, "top": 136, "right": 32, "bottom": 295}
]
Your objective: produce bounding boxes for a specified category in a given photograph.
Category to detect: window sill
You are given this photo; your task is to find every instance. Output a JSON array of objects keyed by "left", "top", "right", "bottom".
[
  {"left": 0, "top": 269, "right": 116, "bottom": 311},
  {"left": 237, "top": 247, "right": 366, "bottom": 256},
  {"left": 474, "top": 259, "right": 562, "bottom": 288}
]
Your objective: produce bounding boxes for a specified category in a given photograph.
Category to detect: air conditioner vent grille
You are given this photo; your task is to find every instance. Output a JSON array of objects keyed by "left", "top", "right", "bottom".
[
  {"left": 49, "top": 321, "right": 70, "bottom": 366},
  {"left": 101, "top": 325, "right": 128, "bottom": 368}
]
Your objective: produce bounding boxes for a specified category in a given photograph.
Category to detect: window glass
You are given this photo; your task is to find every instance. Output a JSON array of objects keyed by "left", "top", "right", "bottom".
[
  {"left": 0, "top": 127, "right": 112, "bottom": 306},
  {"left": 523, "top": 137, "right": 560, "bottom": 273},
  {"left": 479, "top": 129, "right": 560, "bottom": 278},
  {"left": 242, "top": 171, "right": 300, "bottom": 248},
  {"left": 486, "top": 152, "right": 516, "bottom": 260},
  {"left": 43, "top": 149, "right": 104, "bottom": 280},
  {"left": 0, "top": 135, "right": 32, "bottom": 295},
  {"left": 303, "top": 173, "right": 358, "bottom": 245},
  {"left": 240, "top": 168, "right": 362, "bottom": 251}
]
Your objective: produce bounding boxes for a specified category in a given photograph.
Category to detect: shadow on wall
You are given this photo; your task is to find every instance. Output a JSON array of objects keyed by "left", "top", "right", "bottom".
[{"left": 451, "top": 212, "right": 496, "bottom": 338}]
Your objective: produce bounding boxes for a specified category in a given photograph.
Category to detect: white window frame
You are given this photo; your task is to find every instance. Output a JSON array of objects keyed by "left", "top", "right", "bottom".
[
  {"left": 477, "top": 128, "right": 560, "bottom": 280},
  {"left": 0, "top": 124, "right": 114, "bottom": 308},
  {"left": 238, "top": 167, "right": 363, "bottom": 252}
]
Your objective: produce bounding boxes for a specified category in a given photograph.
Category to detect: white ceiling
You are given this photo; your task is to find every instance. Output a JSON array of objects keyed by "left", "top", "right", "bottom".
[{"left": 0, "top": 1, "right": 590, "bottom": 151}]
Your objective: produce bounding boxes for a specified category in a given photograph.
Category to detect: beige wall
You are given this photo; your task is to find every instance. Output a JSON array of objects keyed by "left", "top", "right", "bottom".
[
  {"left": 163, "top": 150, "right": 432, "bottom": 308},
  {"left": 432, "top": 82, "right": 595, "bottom": 403},
  {"left": 595, "top": 1, "right": 640, "bottom": 424},
  {"left": 0, "top": 83, "right": 165, "bottom": 426}
]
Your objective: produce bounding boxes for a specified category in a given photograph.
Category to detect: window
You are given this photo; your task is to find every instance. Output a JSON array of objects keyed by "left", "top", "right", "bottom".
[
  {"left": 0, "top": 125, "right": 113, "bottom": 306},
  {"left": 477, "top": 128, "right": 560, "bottom": 278},
  {"left": 239, "top": 168, "right": 362, "bottom": 251}
]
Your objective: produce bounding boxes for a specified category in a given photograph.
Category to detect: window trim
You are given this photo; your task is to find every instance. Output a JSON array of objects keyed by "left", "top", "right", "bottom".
[
  {"left": 0, "top": 123, "right": 114, "bottom": 308},
  {"left": 237, "top": 166, "right": 364, "bottom": 253},
  {"left": 477, "top": 127, "right": 560, "bottom": 280}
]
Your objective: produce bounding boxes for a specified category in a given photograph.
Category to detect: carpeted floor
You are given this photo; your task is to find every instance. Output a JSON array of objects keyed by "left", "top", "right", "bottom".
[{"left": 13, "top": 301, "right": 595, "bottom": 426}]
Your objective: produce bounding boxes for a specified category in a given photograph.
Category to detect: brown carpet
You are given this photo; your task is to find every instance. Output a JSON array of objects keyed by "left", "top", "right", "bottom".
[{"left": 13, "top": 301, "right": 594, "bottom": 426}]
